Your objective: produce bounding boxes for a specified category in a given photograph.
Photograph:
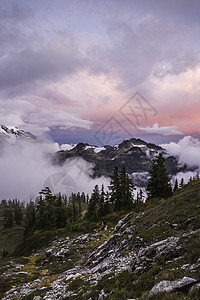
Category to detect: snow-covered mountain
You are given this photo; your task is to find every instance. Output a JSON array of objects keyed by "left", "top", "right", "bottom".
[
  {"left": 0, "top": 125, "right": 196, "bottom": 188},
  {"left": 52, "top": 138, "right": 191, "bottom": 187},
  {"left": 0, "top": 125, "right": 37, "bottom": 144}
]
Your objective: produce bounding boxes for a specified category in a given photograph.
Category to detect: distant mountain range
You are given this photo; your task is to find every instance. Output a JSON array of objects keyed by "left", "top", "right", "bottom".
[
  {"left": 0, "top": 125, "right": 37, "bottom": 144},
  {"left": 52, "top": 138, "right": 192, "bottom": 187},
  {"left": 0, "top": 125, "right": 196, "bottom": 187}
]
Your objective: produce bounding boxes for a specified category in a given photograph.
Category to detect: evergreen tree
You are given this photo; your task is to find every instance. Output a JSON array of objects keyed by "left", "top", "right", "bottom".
[
  {"left": 188, "top": 177, "right": 193, "bottom": 184},
  {"left": 109, "top": 166, "right": 135, "bottom": 211},
  {"left": 35, "top": 195, "right": 46, "bottom": 230},
  {"left": 104, "top": 191, "right": 111, "bottom": 215},
  {"left": 35, "top": 187, "right": 56, "bottom": 230},
  {"left": 179, "top": 178, "right": 184, "bottom": 188},
  {"left": 173, "top": 178, "right": 178, "bottom": 192},
  {"left": 81, "top": 192, "right": 86, "bottom": 203},
  {"left": 136, "top": 192, "right": 140, "bottom": 205},
  {"left": 139, "top": 189, "right": 144, "bottom": 203},
  {"left": 8, "top": 200, "right": 13, "bottom": 208},
  {"left": 72, "top": 199, "right": 78, "bottom": 221},
  {"left": 3, "top": 209, "right": 14, "bottom": 228},
  {"left": 109, "top": 167, "right": 121, "bottom": 210},
  {"left": 1, "top": 200, "right": 7, "bottom": 209},
  {"left": 86, "top": 194, "right": 89, "bottom": 204},
  {"left": 13, "top": 200, "right": 23, "bottom": 225},
  {"left": 136, "top": 189, "right": 144, "bottom": 204},
  {"left": 146, "top": 153, "right": 172, "bottom": 199},
  {"left": 86, "top": 185, "right": 100, "bottom": 221},
  {"left": 77, "top": 192, "right": 82, "bottom": 219},
  {"left": 120, "top": 166, "right": 135, "bottom": 208},
  {"left": 98, "top": 184, "right": 105, "bottom": 217},
  {"left": 24, "top": 201, "right": 36, "bottom": 237},
  {"left": 55, "top": 193, "right": 66, "bottom": 228}
]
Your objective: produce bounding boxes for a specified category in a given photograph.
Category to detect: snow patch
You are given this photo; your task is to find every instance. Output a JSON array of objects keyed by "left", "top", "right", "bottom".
[
  {"left": 60, "top": 144, "right": 77, "bottom": 151},
  {"left": 85, "top": 145, "right": 94, "bottom": 151},
  {"left": 131, "top": 142, "right": 146, "bottom": 148},
  {"left": 85, "top": 145, "right": 106, "bottom": 153},
  {"left": 94, "top": 146, "right": 106, "bottom": 153}
]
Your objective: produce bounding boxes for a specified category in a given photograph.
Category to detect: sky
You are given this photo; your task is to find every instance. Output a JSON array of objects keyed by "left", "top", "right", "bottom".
[{"left": 1, "top": 0, "right": 200, "bottom": 146}]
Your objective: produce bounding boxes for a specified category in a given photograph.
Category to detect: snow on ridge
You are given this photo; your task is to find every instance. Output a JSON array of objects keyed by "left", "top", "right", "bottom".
[
  {"left": 0, "top": 125, "right": 24, "bottom": 135},
  {"left": 6, "top": 126, "right": 19, "bottom": 132},
  {"left": 85, "top": 145, "right": 94, "bottom": 151},
  {"left": 94, "top": 146, "right": 106, "bottom": 153},
  {"left": 85, "top": 145, "right": 106, "bottom": 153},
  {"left": 131, "top": 142, "right": 146, "bottom": 148},
  {"left": 60, "top": 144, "right": 77, "bottom": 151},
  {"left": 0, "top": 127, "right": 7, "bottom": 134}
]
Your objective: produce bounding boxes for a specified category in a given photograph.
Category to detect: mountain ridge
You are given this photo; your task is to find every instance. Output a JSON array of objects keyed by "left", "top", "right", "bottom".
[
  {"left": 52, "top": 137, "right": 190, "bottom": 187},
  {"left": 0, "top": 125, "right": 37, "bottom": 144}
]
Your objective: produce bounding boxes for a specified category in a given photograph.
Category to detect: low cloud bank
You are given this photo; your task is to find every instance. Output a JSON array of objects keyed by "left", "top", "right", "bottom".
[
  {"left": 160, "top": 136, "right": 200, "bottom": 169},
  {"left": 172, "top": 171, "right": 198, "bottom": 186},
  {"left": 0, "top": 140, "right": 109, "bottom": 201},
  {"left": 161, "top": 136, "right": 200, "bottom": 185}
]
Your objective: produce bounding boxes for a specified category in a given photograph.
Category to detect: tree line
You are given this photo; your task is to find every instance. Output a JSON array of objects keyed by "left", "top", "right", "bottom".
[{"left": 1, "top": 153, "right": 198, "bottom": 234}]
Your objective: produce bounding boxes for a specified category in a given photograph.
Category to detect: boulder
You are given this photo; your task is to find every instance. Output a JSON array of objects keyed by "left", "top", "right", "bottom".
[{"left": 150, "top": 277, "right": 198, "bottom": 295}]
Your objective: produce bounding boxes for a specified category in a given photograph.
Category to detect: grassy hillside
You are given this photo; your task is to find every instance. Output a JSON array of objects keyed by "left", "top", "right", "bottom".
[{"left": 1, "top": 179, "right": 200, "bottom": 299}]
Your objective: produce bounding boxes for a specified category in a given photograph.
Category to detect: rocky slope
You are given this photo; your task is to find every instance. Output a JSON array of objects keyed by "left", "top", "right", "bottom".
[
  {"left": 52, "top": 138, "right": 190, "bottom": 187},
  {"left": 1, "top": 180, "right": 200, "bottom": 299}
]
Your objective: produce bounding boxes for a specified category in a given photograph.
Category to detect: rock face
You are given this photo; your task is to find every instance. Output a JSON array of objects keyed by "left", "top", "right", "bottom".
[
  {"left": 2, "top": 212, "right": 200, "bottom": 300},
  {"left": 132, "top": 236, "right": 183, "bottom": 274},
  {"left": 52, "top": 138, "right": 189, "bottom": 186},
  {"left": 150, "top": 277, "right": 198, "bottom": 295}
]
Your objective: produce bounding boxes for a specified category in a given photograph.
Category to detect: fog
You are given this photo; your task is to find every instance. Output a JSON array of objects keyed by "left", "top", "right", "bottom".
[
  {"left": 0, "top": 140, "right": 109, "bottom": 201},
  {"left": 161, "top": 136, "right": 200, "bottom": 169},
  {"left": 161, "top": 136, "right": 200, "bottom": 185},
  {"left": 1, "top": 135, "right": 200, "bottom": 201}
]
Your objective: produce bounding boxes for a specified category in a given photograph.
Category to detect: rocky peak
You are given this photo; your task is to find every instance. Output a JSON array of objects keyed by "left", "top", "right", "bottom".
[
  {"left": 0, "top": 125, "right": 37, "bottom": 144},
  {"left": 52, "top": 137, "right": 189, "bottom": 186}
]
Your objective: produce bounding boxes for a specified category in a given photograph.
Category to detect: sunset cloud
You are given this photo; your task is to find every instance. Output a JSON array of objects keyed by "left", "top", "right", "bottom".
[
  {"left": 0, "top": 0, "right": 200, "bottom": 144},
  {"left": 138, "top": 123, "right": 183, "bottom": 136}
]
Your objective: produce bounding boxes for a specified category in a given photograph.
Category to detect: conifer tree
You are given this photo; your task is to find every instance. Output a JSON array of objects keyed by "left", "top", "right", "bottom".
[
  {"left": 81, "top": 192, "right": 86, "bottom": 203},
  {"left": 120, "top": 166, "right": 127, "bottom": 208},
  {"left": 99, "top": 184, "right": 105, "bottom": 217},
  {"left": 3, "top": 209, "right": 14, "bottom": 228},
  {"left": 188, "top": 177, "right": 193, "bottom": 184},
  {"left": 120, "top": 166, "right": 135, "bottom": 208},
  {"left": 35, "top": 195, "right": 46, "bottom": 229},
  {"left": 136, "top": 189, "right": 144, "bottom": 204},
  {"left": 109, "top": 166, "right": 135, "bottom": 210},
  {"left": 86, "top": 194, "right": 89, "bottom": 204},
  {"left": 179, "top": 178, "right": 184, "bottom": 188},
  {"left": 72, "top": 199, "right": 78, "bottom": 221},
  {"left": 35, "top": 187, "right": 56, "bottom": 230},
  {"left": 109, "top": 166, "right": 121, "bottom": 210},
  {"left": 24, "top": 201, "right": 36, "bottom": 237},
  {"left": 104, "top": 191, "right": 111, "bottom": 215},
  {"left": 55, "top": 193, "right": 66, "bottom": 228},
  {"left": 13, "top": 199, "right": 23, "bottom": 225},
  {"left": 86, "top": 185, "right": 100, "bottom": 221},
  {"left": 173, "top": 178, "right": 178, "bottom": 192},
  {"left": 146, "top": 153, "right": 172, "bottom": 199},
  {"left": 0, "top": 200, "right": 7, "bottom": 209}
]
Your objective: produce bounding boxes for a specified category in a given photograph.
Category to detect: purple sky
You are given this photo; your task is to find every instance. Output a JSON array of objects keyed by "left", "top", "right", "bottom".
[{"left": 1, "top": 0, "right": 200, "bottom": 145}]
